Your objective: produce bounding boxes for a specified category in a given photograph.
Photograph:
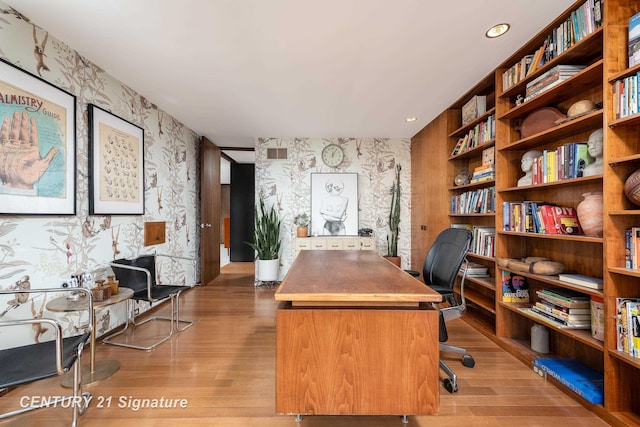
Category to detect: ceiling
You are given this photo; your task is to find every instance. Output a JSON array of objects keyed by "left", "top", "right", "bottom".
[{"left": 7, "top": 0, "right": 575, "bottom": 159}]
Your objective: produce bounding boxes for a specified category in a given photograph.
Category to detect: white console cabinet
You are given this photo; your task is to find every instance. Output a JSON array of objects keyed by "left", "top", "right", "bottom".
[{"left": 295, "top": 237, "right": 375, "bottom": 255}]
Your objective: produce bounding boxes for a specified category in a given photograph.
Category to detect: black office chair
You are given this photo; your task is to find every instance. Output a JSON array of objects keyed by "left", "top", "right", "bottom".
[{"left": 407, "top": 227, "right": 475, "bottom": 393}]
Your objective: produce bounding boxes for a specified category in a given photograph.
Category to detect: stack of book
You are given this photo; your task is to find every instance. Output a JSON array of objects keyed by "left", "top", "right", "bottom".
[
  {"left": 460, "top": 261, "right": 489, "bottom": 278},
  {"left": 469, "top": 163, "right": 495, "bottom": 183},
  {"left": 616, "top": 297, "right": 640, "bottom": 358},
  {"left": 519, "top": 288, "right": 591, "bottom": 329},
  {"left": 557, "top": 273, "right": 603, "bottom": 290},
  {"left": 524, "top": 65, "right": 586, "bottom": 102}
]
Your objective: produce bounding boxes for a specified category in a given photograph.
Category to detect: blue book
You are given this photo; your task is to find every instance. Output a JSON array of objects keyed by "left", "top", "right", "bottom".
[{"left": 533, "top": 358, "right": 603, "bottom": 404}]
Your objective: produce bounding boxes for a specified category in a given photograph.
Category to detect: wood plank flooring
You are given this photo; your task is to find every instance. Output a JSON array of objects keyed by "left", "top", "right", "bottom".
[{"left": 0, "top": 263, "right": 611, "bottom": 426}]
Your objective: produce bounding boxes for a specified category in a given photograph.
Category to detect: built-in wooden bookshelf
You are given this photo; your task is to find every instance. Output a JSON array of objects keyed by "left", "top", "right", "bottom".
[{"left": 411, "top": 1, "right": 640, "bottom": 424}]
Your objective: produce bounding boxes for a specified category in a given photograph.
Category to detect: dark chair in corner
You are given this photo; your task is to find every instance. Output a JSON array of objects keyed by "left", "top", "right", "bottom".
[
  {"left": 105, "top": 254, "right": 194, "bottom": 350},
  {"left": 0, "top": 287, "right": 92, "bottom": 425},
  {"left": 407, "top": 227, "right": 475, "bottom": 393}
]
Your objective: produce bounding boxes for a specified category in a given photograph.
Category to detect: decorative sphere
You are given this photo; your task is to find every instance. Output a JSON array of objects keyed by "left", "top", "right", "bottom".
[{"left": 624, "top": 169, "right": 640, "bottom": 206}]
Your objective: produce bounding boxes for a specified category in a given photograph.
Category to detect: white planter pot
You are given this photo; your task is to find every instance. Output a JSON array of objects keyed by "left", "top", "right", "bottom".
[{"left": 256, "top": 258, "right": 279, "bottom": 282}]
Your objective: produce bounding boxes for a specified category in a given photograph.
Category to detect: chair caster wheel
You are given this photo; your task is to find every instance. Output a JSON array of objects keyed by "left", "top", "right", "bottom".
[
  {"left": 462, "top": 354, "right": 475, "bottom": 368},
  {"left": 443, "top": 378, "right": 458, "bottom": 393},
  {"left": 295, "top": 414, "right": 302, "bottom": 422},
  {"left": 401, "top": 415, "right": 409, "bottom": 424}
]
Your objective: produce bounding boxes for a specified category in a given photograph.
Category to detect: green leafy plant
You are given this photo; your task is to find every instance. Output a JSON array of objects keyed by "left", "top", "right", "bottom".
[
  {"left": 387, "top": 164, "right": 401, "bottom": 257},
  {"left": 245, "top": 199, "right": 282, "bottom": 260},
  {"left": 293, "top": 213, "right": 309, "bottom": 227}
]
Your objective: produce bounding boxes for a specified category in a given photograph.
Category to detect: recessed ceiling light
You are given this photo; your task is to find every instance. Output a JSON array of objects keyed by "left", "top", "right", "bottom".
[
  {"left": 486, "top": 23, "right": 510, "bottom": 38},
  {"left": 406, "top": 116, "right": 417, "bottom": 122}
]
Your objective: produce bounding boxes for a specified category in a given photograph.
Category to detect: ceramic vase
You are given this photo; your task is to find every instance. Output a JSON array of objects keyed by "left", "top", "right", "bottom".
[{"left": 576, "top": 192, "right": 603, "bottom": 237}]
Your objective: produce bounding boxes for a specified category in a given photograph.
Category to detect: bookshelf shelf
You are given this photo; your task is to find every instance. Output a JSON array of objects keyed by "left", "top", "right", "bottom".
[
  {"left": 449, "top": 213, "right": 495, "bottom": 218},
  {"left": 448, "top": 140, "right": 495, "bottom": 161},
  {"left": 607, "top": 62, "right": 640, "bottom": 82},
  {"left": 498, "top": 109, "right": 603, "bottom": 152},
  {"left": 448, "top": 107, "right": 497, "bottom": 138},
  {"left": 608, "top": 266, "right": 640, "bottom": 278},
  {"left": 464, "top": 275, "right": 495, "bottom": 291},
  {"left": 609, "top": 113, "right": 640, "bottom": 128},
  {"left": 499, "top": 267, "right": 604, "bottom": 298},
  {"left": 608, "top": 349, "right": 640, "bottom": 369},
  {"left": 499, "top": 60, "right": 603, "bottom": 120},
  {"left": 448, "top": 180, "right": 495, "bottom": 192},
  {"left": 456, "top": 287, "right": 495, "bottom": 314},
  {"left": 499, "top": 302, "right": 604, "bottom": 351},
  {"left": 498, "top": 175, "right": 602, "bottom": 193},
  {"left": 497, "top": 230, "right": 603, "bottom": 244},
  {"left": 608, "top": 153, "right": 640, "bottom": 166}
]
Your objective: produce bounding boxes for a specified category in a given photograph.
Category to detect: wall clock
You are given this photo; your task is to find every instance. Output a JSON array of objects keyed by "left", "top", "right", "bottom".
[{"left": 321, "top": 144, "right": 345, "bottom": 168}]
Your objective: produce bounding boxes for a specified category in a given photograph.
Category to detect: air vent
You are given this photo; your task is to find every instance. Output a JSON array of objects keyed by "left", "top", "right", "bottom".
[{"left": 266, "top": 148, "right": 288, "bottom": 160}]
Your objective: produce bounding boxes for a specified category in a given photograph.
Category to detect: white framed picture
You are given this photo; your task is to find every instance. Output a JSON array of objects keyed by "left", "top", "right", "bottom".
[{"left": 310, "top": 173, "right": 358, "bottom": 236}]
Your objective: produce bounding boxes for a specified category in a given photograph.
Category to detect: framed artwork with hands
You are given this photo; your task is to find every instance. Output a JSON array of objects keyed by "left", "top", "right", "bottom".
[{"left": 0, "top": 59, "right": 76, "bottom": 215}]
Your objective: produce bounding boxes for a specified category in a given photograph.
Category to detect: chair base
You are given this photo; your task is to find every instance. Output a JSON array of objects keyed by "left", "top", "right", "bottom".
[
  {"left": 103, "top": 294, "right": 193, "bottom": 351},
  {"left": 439, "top": 343, "right": 475, "bottom": 393}
]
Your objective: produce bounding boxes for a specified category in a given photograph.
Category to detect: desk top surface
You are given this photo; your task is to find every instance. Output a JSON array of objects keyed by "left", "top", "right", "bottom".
[
  {"left": 47, "top": 287, "right": 134, "bottom": 312},
  {"left": 274, "top": 250, "right": 441, "bottom": 304}
]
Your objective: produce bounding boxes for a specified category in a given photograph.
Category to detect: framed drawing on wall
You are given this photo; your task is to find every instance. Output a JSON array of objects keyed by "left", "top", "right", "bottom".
[
  {"left": 0, "top": 59, "right": 76, "bottom": 215},
  {"left": 310, "top": 173, "right": 358, "bottom": 236},
  {"left": 88, "top": 104, "right": 145, "bottom": 215}
]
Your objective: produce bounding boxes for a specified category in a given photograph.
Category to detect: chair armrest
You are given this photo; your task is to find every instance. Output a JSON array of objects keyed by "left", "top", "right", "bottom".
[
  {"left": 156, "top": 254, "right": 198, "bottom": 286},
  {"left": 0, "top": 287, "right": 92, "bottom": 376},
  {"left": 109, "top": 262, "right": 154, "bottom": 300}
]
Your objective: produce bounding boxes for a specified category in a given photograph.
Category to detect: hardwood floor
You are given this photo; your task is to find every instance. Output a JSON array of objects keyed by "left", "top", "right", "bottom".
[{"left": 0, "top": 262, "right": 610, "bottom": 426}]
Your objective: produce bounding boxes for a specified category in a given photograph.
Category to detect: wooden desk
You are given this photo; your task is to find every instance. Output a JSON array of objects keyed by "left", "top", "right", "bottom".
[{"left": 274, "top": 250, "right": 442, "bottom": 418}]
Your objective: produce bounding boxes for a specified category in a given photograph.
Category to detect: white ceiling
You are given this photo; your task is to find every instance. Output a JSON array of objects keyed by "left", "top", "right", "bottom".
[{"left": 7, "top": 0, "right": 575, "bottom": 151}]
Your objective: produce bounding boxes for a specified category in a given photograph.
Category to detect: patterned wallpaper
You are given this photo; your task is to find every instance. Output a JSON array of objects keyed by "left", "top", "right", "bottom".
[
  {"left": 0, "top": 3, "right": 200, "bottom": 349},
  {"left": 255, "top": 137, "right": 411, "bottom": 281}
]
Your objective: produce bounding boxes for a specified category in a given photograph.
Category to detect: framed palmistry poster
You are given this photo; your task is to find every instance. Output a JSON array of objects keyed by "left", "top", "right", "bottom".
[
  {"left": 0, "top": 59, "right": 76, "bottom": 215},
  {"left": 88, "top": 104, "right": 145, "bottom": 215}
]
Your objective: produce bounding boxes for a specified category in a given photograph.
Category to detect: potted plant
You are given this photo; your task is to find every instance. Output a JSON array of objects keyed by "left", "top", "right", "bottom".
[
  {"left": 293, "top": 213, "right": 309, "bottom": 237},
  {"left": 246, "top": 198, "right": 282, "bottom": 282},
  {"left": 385, "top": 164, "right": 402, "bottom": 267}
]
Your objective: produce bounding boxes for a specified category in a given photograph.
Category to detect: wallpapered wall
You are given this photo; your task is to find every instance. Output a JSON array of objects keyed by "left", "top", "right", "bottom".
[
  {"left": 0, "top": 3, "right": 200, "bottom": 350},
  {"left": 254, "top": 137, "right": 411, "bottom": 280}
]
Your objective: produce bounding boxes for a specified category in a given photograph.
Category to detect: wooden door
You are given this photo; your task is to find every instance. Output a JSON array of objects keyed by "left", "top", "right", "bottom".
[{"left": 200, "top": 137, "right": 221, "bottom": 285}]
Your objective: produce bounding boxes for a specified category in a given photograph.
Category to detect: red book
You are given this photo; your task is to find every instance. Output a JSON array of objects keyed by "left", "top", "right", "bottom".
[
  {"left": 551, "top": 206, "right": 582, "bottom": 235},
  {"left": 539, "top": 204, "right": 559, "bottom": 234}
]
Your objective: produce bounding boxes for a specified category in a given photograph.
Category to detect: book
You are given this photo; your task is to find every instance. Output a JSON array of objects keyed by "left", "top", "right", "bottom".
[
  {"left": 502, "top": 271, "right": 529, "bottom": 302},
  {"left": 551, "top": 205, "right": 582, "bottom": 235},
  {"left": 536, "top": 289, "right": 590, "bottom": 309},
  {"left": 482, "top": 146, "right": 495, "bottom": 165},
  {"left": 625, "top": 228, "right": 633, "bottom": 269},
  {"left": 532, "top": 358, "right": 604, "bottom": 404},
  {"left": 616, "top": 298, "right": 640, "bottom": 353},
  {"left": 519, "top": 307, "right": 590, "bottom": 329},
  {"left": 557, "top": 273, "right": 603, "bottom": 290},
  {"left": 626, "top": 301, "right": 640, "bottom": 357},
  {"left": 590, "top": 295, "right": 604, "bottom": 342},
  {"left": 534, "top": 302, "right": 590, "bottom": 323},
  {"left": 629, "top": 11, "right": 640, "bottom": 67},
  {"left": 461, "top": 95, "right": 486, "bottom": 125}
]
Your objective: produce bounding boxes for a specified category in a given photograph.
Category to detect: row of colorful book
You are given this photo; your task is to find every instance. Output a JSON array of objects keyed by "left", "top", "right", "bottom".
[
  {"left": 502, "top": 0, "right": 603, "bottom": 92},
  {"left": 450, "top": 114, "right": 495, "bottom": 156},
  {"left": 529, "top": 142, "right": 594, "bottom": 185},
  {"left": 471, "top": 227, "right": 495, "bottom": 258},
  {"left": 450, "top": 187, "right": 495, "bottom": 215},
  {"left": 502, "top": 201, "right": 582, "bottom": 235},
  {"left": 616, "top": 297, "right": 640, "bottom": 359},
  {"left": 612, "top": 72, "right": 640, "bottom": 120},
  {"left": 469, "top": 163, "right": 494, "bottom": 183}
]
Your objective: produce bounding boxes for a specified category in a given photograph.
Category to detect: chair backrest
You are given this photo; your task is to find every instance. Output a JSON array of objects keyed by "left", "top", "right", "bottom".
[
  {"left": 422, "top": 228, "right": 472, "bottom": 290},
  {"left": 111, "top": 255, "right": 156, "bottom": 294}
]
